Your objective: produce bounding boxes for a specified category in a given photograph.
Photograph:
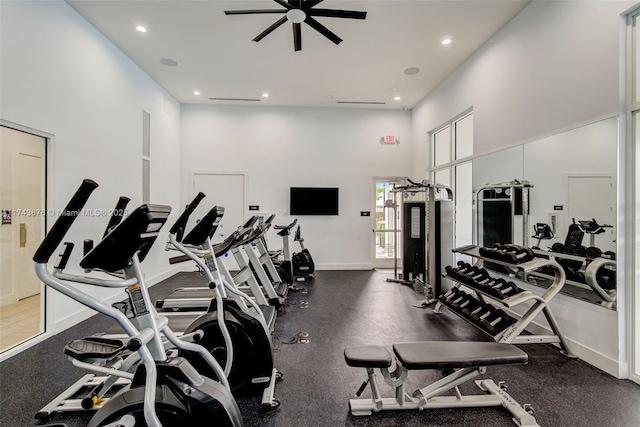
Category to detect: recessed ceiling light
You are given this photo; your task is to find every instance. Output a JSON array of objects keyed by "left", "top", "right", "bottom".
[
  {"left": 160, "top": 58, "right": 178, "bottom": 66},
  {"left": 194, "top": 91, "right": 201, "bottom": 95},
  {"left": 404, "top": 67, "right": 420, "bottom": 75},
  {"left": 394, "top": 96, "right": 401, "bottom": 101},
  {"left": 442, "top": 38, "right": 452, "bottom": 45},
  {"left": 136, "top": 26, "right": 147, "bottom": 33},
  {"left": 262, "top": 93, "right": 270, "bottom": 98}
]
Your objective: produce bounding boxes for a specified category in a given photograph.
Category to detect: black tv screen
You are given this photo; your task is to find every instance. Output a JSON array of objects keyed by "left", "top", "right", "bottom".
[{"left": 290, "top": 187, "right": 339, "bottom": 215}]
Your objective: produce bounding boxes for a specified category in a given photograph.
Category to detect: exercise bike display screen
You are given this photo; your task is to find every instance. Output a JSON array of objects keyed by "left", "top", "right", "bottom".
[{"left": 290, "top": 187, "right": 339, "bottom": 215}]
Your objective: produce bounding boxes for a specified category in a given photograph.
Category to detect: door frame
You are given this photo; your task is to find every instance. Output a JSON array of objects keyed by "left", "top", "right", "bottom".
[
  {"left": 0, "top": 119, "right": 54, "bottom": 359},
  {"left": 190, "top": 170, "right": 248, "bottom": 223},
  {"left": 372, "top": 176, "right": 406, "bottom": 269}
]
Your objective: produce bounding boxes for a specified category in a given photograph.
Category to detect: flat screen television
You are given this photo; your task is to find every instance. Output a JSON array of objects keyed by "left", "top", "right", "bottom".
[{"left": 290, "top": 187, "right": 339, "bottom": 215}]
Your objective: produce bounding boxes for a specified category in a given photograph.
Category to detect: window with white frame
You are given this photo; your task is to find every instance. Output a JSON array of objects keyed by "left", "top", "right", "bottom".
[{"left": 429, "top": 111, "right": 474, "bottom": 261}]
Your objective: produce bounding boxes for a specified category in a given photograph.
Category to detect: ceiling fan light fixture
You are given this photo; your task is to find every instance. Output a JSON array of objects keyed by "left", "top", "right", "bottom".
[{"left": 287, "top": 9, "right": 306, "bottom": 24}]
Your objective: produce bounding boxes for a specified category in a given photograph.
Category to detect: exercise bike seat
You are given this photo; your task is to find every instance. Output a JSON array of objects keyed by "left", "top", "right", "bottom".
[{"left": 393, "top": 341, "right": 528, "bottom": 370}]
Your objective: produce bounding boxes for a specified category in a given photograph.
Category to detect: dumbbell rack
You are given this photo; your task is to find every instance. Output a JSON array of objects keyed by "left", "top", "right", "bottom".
[
  {"left": 529, "top": 249, "right": 617, "bottom": 308},
  {"left": 436, "top": 244, "right": 576, "bottom": 357}
]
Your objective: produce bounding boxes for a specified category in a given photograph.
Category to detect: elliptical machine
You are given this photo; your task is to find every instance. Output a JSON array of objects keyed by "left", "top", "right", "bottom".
[
  {"left": 33, "top": 180, "right": 243, "bottom": 427},
  {"left": 165, "top": 193, "right": 281, "bottom": 408}
]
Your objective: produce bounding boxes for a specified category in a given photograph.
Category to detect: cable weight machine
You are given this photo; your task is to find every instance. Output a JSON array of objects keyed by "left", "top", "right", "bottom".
[{"left": 384, "top": 179, "right": 453, "bottom": 305}]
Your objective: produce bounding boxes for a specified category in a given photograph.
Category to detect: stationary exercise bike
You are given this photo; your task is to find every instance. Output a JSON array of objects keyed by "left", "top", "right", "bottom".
[
  {"left": 33, "top": 180, "right": 243, "bottom": 427},
  {"left": 291, "top": 224, "right": 315, "bottom": 281}
]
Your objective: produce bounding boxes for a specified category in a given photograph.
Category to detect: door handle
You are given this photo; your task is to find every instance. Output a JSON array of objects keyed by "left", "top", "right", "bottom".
[{"left": 20, "top": 223, "right": 27, "bottom": 247}]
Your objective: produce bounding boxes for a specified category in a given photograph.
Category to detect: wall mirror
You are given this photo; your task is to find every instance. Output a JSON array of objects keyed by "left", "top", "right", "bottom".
[{"left": 471, "top": 116, "right": 618, "bottom": 309}]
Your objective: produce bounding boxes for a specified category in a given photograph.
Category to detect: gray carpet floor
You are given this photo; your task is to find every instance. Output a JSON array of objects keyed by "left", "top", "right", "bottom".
[{"left": 1, "top": 269, "right": 639, "bottom": 426}]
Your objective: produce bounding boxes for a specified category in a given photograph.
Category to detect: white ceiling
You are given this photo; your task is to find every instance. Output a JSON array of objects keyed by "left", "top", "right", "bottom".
[{"left": 66, "top": 0, "right": 530, "bottom": 109}]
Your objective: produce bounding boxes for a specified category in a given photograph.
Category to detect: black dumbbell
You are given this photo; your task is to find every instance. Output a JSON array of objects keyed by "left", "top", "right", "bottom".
[
  {"left": 551, "top": 242, "right": 565, "bottom": 253},
  {"left": 464, "top": 268, "right": 490, "bottom": 285},
  {"left": 470, "top": 303, "right": 495, "bottom": 323},
  {"left": 585, "top": 246, "right": 602, "bottom": 259},
  {"left": 506, "top": 247, "right": 535, "bottom": 263},
  {"left": 596, "top": 265, "right": 616, "bottom": 290},
  {"left": 497, "top": 281, "right": 520, "bottom": 298},
  {"left": 460, "top": 298, "right": 482, "bottom": 317},
  {"left": 450, "top": 292, "right": 473, "bottom": 309},
  {"left": 573, "top": 245, "right": 586, "bottom": 257},
  {"left": 481, "top": 309, "right": 515, "bottom": 335},
  {"left": 603, "top": 251, "right": 616, "bottom": 261},
  {"left": 439, "top": 288, "right": 459, "bottom": 304}
]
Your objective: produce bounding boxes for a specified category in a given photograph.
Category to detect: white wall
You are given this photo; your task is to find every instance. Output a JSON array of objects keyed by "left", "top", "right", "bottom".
[
  {"left": 411, "top": 0, "right": 634, "bottom": 377},
  {"left": 181, "top": 105, "right": 412, "bottom": 268},
  {"left": 0, "top": 0, "right": 182, "bottom": 354}
]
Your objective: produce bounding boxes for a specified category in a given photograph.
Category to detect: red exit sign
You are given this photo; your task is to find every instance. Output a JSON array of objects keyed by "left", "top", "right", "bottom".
[{"left": 380, "top": 135, "right": 400, "bottom": 145}]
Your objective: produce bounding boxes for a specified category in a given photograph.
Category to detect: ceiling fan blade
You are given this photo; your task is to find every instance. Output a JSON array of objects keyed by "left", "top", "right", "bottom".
[
  {"left": 293, "top": 23, "right": 302, "bottom": 51},
  {"left": 305, "top": 16, "right": 342, "bottom": 45},
  {"left": 303, "top": 0, "right": 325, "bottom": 10},
  {"left": 253, "top": 16, "right": 288, "bottom": 42},
  {"left": 272, "top": 0, "right": 293, "bottom": 9},
  {"left": 225, "top": 9, "right": 287, "bottom": 15},
  {"left": 308, "top": 9, "right": 367, "bottom": 19}
]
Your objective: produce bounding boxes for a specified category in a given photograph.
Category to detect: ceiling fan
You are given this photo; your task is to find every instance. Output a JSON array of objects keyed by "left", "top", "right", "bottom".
[{"left": 224, "top": 0, "right": 367, "bottom": 52}]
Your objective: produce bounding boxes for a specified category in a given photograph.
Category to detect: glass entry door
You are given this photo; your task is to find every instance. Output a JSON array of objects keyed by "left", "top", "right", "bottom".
[
  {"left": 0, "top": 125, "right": 47, "bottom": 353},
  {"left": 373, "top": 178, "right": 405, "bottom": 269}
]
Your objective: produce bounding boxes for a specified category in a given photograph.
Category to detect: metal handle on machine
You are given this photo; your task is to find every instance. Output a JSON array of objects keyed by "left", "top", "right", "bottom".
[
  {"left": 20, "top": 223, "right": 26, "bottom": 247},
  {"left": 103, "top": 196, "right": 131, "bottom": 237},
  {"left": 169, "top": 192, "right": 206, "bottom": 242},
  {"left": 33, "top": 179, "right": 99, "bottom": 263}
]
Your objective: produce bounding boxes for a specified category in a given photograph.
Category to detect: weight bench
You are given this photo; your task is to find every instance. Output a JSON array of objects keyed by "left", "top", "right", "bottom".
[{"left": 344, "top": 341, "right": 538, "bottom": 427}]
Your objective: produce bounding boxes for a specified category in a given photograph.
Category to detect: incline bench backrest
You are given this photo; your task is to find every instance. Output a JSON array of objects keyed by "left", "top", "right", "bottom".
[{"left": 80, "top": 204, "right": 171, "bottom": 272}]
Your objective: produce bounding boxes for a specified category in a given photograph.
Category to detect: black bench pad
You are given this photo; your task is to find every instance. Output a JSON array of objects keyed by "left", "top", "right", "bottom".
[
  {"left": 344, "top": 345, "right": 392, "bottom": 368},
  {"left": 393, "top": 341, "right": 527, "bottom": 370}
]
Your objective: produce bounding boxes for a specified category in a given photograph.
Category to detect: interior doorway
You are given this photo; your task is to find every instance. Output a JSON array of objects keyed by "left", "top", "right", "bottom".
[
  {"left": 372, "top": 177, "right": 406, "bottom": 269},
  {"left": 0, "top": 125, "right": 47, "bottom": 352}
]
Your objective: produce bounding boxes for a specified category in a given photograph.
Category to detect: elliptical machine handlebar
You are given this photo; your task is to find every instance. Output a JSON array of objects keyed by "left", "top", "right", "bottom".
[
  {"left": 169, "top": 192, "right": 206, "bottom": 242},
  {"left": 103, "top": 196, "right": 131, "bottom": 238},
  {"left": 33, "top": 179, "right": 99, "bottom": 263}
]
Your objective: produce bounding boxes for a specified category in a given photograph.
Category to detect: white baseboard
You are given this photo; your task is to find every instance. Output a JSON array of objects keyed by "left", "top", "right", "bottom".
[
  {"left": 0, "top": 293, "right": 18, "bottom": 308},
  {"left": 507, "top": 311, "right": 625, "bottom": 378},
  {"left": 315, "top": 263, "right": 373, "bottom": 271}
]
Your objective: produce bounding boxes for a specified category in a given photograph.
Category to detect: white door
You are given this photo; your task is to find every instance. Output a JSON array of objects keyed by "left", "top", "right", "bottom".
[
  {"left": 192, "top": 172, "right": 246, "bottom": 270},
  {"left": 0, "top": 125, "right": 46, "bottom": 351},
  {"left": 372, "top": 178, "right": 405, "bottom": 269},
  {"left": 566, "top": 175, "right": 615, "bottom": 253}
]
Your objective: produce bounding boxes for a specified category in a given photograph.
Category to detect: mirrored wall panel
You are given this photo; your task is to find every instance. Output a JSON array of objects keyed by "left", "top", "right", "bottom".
[{"left": 471, "top": 117, "right": 618, "bottom": 309}]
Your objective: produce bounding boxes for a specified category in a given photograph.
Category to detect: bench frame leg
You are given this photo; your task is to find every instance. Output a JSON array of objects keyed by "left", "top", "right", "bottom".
[{"left": 348, "top": 365, "right": 539, "bottom": 427}]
